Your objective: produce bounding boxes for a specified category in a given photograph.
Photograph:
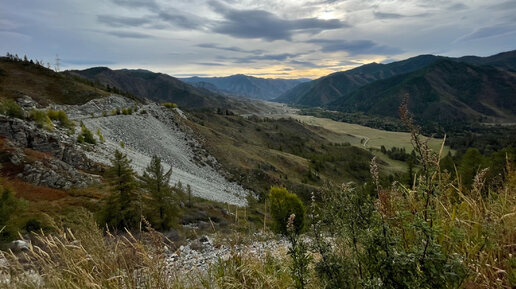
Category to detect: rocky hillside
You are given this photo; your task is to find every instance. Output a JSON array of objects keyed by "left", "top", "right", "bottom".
[
  {"left": 0, "top": 94, "right": 249, "bottom": 205},
  {"left": 181, "top": 74, "right": 307, "bottom": 100},
  {"left": 0, "top": 96, "right": 100, "bottom": 190},
  {"left": 68, "top": 67, "right": 232, "bottom": 108}
]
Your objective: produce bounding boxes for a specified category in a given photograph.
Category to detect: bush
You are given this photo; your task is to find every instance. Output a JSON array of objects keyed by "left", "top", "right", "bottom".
[
  {"left": 77, "top": 124, "right": 96, "bottom": 144},
  {"left": 269, "top": 186, "right": 305, "bottom": 235},
  {"left": 29, "top": 109, "right": 53, "bottom": 131},
  {"left": 0, "top": 185, "right": 27, "bottom": 241},
  {"left": 47, "top": 109, "right": 74, "bottom": 131},
  {"left": 162, "top": 103, "right": 178, "bottom": 109},
  {"left": 0, "top": 98, "right": 24, "bottom": 118}
]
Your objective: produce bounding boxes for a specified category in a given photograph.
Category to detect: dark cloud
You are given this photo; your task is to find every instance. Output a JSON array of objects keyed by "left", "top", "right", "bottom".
[
  {"left": 209, "top": 0, "right": 348, "bottom": 41},
  {"left": 447, "top": 3, "right": 468, "bottom": 11},
  {"left": 110, "top": 0, "right": 159, "bottom": 11},
  {"left": 489, "top": 1, "right": 516, "bottom": 10},
  {"left": 197, "top": 43, "right": 265, "bottom": 54},
  {"left": 373, "top": 10, "right": 432, "bottom": 19},
  {"left": 97, "top": 15, "right": 151, "bottom": 27},
  {"left": 461, "top": 24, "right": 516, "bottom": 41},
  {"left": 106, "top": 31, "right": 153, "bottom": 39},
  {"left": 307, "top": 39, "right": 403, "bottom": 55},
  {"left": 158, "top": 11, "right": 205, "bottom": 29},
  {"left": 195, "top": 62, "right": 226, "bottom": 66},
  {"left": 288, "top": 60, "right": 325, "bottom": 68},
  {"left": 373, "top": 11, "right": 405, "bottom": 19},
  {"left": 250, "top": 53, "right": 299, "bottom": 61}
]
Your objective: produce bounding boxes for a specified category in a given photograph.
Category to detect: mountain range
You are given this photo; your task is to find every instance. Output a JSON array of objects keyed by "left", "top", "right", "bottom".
[
  {"left": 276, "top": 50, "right": 516, "bottom": 128},
  {"left": 180, "top": 74, "right": 308, "bottom": 100},
  {"left": 68, "top": 67, "right": 231, "bottom": 108}
]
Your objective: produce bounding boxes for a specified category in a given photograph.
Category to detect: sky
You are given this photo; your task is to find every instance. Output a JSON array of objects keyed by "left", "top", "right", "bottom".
[{"left": 1, "top": 0, "right": 515, "bottom": 79}]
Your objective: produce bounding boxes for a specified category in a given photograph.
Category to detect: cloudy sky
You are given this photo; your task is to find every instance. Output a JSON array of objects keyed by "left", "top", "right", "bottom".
[{"left": 1, "top": 0, "right": 515, "bottom": 79}]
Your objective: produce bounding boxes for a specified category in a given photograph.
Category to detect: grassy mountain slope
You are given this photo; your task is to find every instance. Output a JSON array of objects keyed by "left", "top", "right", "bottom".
[
  {"left": 277, "top": 50, "right": 516, "bottom": 107},
  {"left": 276, "top": 55, "right": 441, "bottom": 106},
  {"left": 329, "top": 59, "right": 516, "bottom": 129},
  {"left": 0, "top": 57, "right": 108, "bottom": 105},
  {"left": 69, "top": 67, "right": 231, "bottom": 108},
  {"left": 457, "top": 50, "right": 516, "bottom": 71},
  {"left": 181, "top": 74, "right": 307, "bottom": 100},
  {"left": 186, "top": 112, "right": 376, "bottom": 200}
]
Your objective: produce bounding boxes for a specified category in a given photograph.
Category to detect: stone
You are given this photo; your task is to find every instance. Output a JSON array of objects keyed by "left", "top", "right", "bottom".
[{"left": 10, "top": 240, "right": 30, "bottom": 252}]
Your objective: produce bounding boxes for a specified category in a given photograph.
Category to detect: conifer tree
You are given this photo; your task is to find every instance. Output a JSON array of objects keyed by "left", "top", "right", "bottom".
[
  {"left": 100, "top": 150, "right": 140, "bottom": 229},
  {"left": 139, "top": 155, "right": 177, "bottom": 230}
]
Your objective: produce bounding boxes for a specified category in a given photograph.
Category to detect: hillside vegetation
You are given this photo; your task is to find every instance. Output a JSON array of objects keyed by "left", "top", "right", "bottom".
[
  {"left": 0, "top": 57, "right": 108, "bottom": 105},
  {"left": 69, "top": 67, "right": 232, "bottom": 108}
]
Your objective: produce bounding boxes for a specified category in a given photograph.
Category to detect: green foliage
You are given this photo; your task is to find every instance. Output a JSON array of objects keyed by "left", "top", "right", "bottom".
[
  {"left": 162, "top": 102, "right": 178, "bottom": 109},
  {"left": 0, "top": 98, "right": 24, "bottom": 118},
  {"left": 77, "top": 124, "right": 96, "bottom": 144},
  {"left": 269, "top": 186, "right": 305, "bottom": 235},
  {"left": 0, "top": 186, "right": 27, "bottom": 241},
  {"left": 122, "top": 108, "right": 128, "bottom": 115},
  {"left": 139, "top": 155, "right": 178, "bottom": 230},
  {"left": 120, "top": 141, "right": 125, "bottom": 148},
  {"left": 99, "top": 150, "right": 140, "bottom": 230},
  {"left": 47, "top": 109, "right": 75, "bottom": 131},
  {"left": 458, "top": 148, "right": 486, "bottom": 188},
  {"left": 29, "top": 109, "right": 53, "bottom": 131},
  {"left": 96, "top": 128, "right": 104, "bottom": 143},
  {"left": 286, "top": 214, "right": 311, "bottom": 289}
]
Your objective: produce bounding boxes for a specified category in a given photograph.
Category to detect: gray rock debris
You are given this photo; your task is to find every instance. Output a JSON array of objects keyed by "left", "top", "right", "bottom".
[
  {"left": 166, "top": 234, "right": 288, "bottom": 275},
  {"left": 65, "top": 95, "right": 249, "bottom": 205}
]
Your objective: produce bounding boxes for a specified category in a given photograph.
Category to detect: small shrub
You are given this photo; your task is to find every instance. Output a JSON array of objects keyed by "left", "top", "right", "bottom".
[
  {"left": 269, "top": 186, "right": 305, "bottom": 235},
  {"left": 48, "top": 109, "right": 74, "bottom": 131},
  {"left": 29, "top": 109, "right": 53, "bottom": 131},
  {"left": 120, "top": 141, "right": 125, "bottom": 148},
  {"left": 0, "top": 98, "right": 24, "bottom": 118},
  {"left": 77, "top": 124, "right": 96, "bottom": 144},
  {"left": 102, "top": 110, "right": 107, "bottom": 117},
  {"left": 122, "top": 108, "right": 128, "bottom": 115},
  {"left": 96, "top": 128, "right": 105, "bottom": 142},
  {"left": 162, "top": 103, "right": 177, "bottom": 109}
]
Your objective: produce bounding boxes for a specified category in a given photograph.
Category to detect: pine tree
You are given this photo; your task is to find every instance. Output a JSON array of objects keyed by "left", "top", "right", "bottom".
[
  {"left": 139, "top": 155, "right": 177, "bottom": 230},
  {"left": 100, "top": 150, "right": 140, "bottom": 229}
]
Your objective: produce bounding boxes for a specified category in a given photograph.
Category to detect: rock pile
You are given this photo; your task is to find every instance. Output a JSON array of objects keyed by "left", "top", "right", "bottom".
[{"left": 166, "top": 235, "right": 288, "bottom": 274}]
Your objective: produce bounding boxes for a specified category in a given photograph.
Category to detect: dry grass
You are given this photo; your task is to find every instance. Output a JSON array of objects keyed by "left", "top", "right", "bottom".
[{"left": 0, "top": 211, "right": 295, "bottom": 289}]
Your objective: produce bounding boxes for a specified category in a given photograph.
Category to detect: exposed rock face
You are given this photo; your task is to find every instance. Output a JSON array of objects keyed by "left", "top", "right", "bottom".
[
  {"left": 0, "top": 116, "right": 93, "bottom": 170},
  {"left": 18, "top": 160, "right": 100, "bottom": 189},
  {"left": 0, "top": 98, "right": 100, "bottom": 189}
]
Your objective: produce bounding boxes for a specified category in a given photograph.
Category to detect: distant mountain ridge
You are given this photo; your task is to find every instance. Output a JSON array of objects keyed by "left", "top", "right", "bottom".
[
  {"left": 181, "top": 74, "right": 308, "bottom": 100},
  {"left": 276, "top": 50, "right": 516, "bottom": 107},
  {"left": 68, "top": 67, "right": 231, "bottom": 108},
  {"left": 330, "top": 59, "right": 516, "bottom": 126}
]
